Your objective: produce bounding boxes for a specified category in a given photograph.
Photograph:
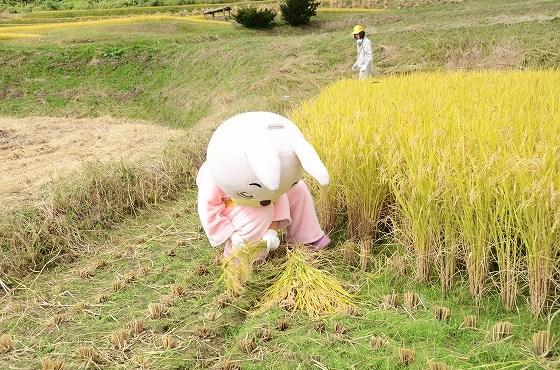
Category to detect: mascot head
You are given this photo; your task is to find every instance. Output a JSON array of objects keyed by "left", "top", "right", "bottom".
[{"left": 206, "top": 112, "right": 329, "bottom": 207}]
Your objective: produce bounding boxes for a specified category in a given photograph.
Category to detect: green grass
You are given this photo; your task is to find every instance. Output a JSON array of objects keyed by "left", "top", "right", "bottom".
[
  {"left": 1, "top": 0, "right": 559, "bottom": 128},
  {"left": 1, "top": 191, "right": 558, "bottom": 369}
]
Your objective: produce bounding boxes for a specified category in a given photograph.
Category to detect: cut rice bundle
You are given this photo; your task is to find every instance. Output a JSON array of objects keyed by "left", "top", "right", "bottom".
[
  {"left": 257, "top": 248, "right": 354, "bottom": 317},
  {"left": 221, "top": 241, "right": 267, "bottom": 295}
]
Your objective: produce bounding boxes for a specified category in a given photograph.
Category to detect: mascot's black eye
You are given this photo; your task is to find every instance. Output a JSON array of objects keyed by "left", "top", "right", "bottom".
[
  {"left": 237, "top": 192, "right": 255, "bottom": 199},
  {"left": 291, "top": 181, "right": 299, "bottom": 187}
]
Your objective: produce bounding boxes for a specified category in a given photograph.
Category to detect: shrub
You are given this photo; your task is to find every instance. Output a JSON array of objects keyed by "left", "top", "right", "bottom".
[
  {"left": 234, "top": 6, "right": 276, "bottom": 28},
  {"left": 280, "top": 0, "right": 319, "bottom": 26},
  {"left": 151, "top": 0, "right": 163, "bottom": 6}
]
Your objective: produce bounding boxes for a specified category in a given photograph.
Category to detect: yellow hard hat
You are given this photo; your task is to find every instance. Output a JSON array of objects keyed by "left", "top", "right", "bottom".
[{"left": 352, "top": 24, "right": 365, "bottom": 35}]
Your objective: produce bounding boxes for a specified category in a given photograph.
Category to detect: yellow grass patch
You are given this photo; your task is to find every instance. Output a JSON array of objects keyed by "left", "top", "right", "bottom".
[{"left": 0, "top": 15, "right": 229, "bottom": 37}]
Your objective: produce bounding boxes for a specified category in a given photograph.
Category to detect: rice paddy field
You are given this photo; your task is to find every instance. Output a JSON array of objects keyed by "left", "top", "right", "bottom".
[{"left": 2, "top": 0, "right": 560, "bottom": 369}]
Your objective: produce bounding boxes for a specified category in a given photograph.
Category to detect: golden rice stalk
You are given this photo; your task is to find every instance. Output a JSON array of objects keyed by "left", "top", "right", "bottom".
[
  {"left": 434, "top": 306, "right": 450, "bottom": 322},
  {"left": 316, "top": 186, "right": 337, "bottom": 233},
  {"left": 41, "top": 357, "right": 65, "bottom": 370},
  {"left": 358, "top": 239, "right": 371, "bottom": 271},
  {"left": 216, "top": 359, "right": 241, "bottom": 370},
  {"left": 204, "top": 311, "right": 222, "bottom": 321},
  {"left": 397, "top": 348, "right": 416, "bottom": 366},
  {"left": 462, "top": 315, "right": 477, "bottom": 329},
  {"left": 170, "top": 284, "right": 185, "bottom": 297},
  {"left": 161, "top": 334, "right": 177, "bottom": 350},
  {"left": 257, "top": 248, "right": 355, "bottom": 317},
  {"left": 76, "top": 268, "right": 92, "bottom": 279},
  {"left": 402, "top": 292, "right": 420, "bottom": 311},
  {"left": 532, "top": 330, "right": 553, "bottom": 357},
  {"left": 238, "top": 335, "right": 255, "bottom": 354},
  {"left": 221, "top": 241, "right": 267, "bottom": 295},
  {"left": 428, "top": 361, "right": 449, "bottom": 370},
  {"left": 490, "top": 321, "right": 513, "bottom": 341},
  {"left": 130, "top": 319, "right": 145, "bottom": 336},
  {"left": 370, "top": 335, "right": 388, "bottom": 351},
  {"left": 76, "top": 346, "right": 100, "bottom": 363},
  {"left": 342, "top": 241, "right": 357, "bottom": 266},
  {"left": 110, "top": 329, "right": 129, "bottom": 350},
  {"left": 148, "top": 303, "right": 168, "bottom": 319},
  {"left": 381, "top": 293, "right": 398, "bottom": 309},
  {"left": 0, "top": 334, "right": 14, "bottom": 353}
]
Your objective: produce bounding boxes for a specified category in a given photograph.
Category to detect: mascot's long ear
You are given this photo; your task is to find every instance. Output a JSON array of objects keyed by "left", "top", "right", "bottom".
[
  {"left": 246, "top": 141, "right": 281, "bottom": 191},
  {"left": 293, "top": 136, "right": 329, "bottom": 186}
]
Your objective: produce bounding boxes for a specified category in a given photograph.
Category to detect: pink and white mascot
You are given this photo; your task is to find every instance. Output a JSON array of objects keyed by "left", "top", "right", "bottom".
[{"left": 197, "top": 112, "right": 331, "bottom": 259}]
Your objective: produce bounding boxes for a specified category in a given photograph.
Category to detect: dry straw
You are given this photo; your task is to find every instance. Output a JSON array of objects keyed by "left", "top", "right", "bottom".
[
  {"left": 41, "top": 357, "right": 65, "bottom": 370},
  {"left": 397, "top": 348, "right": 416, "bottom": 366},
  {"left": 434, "top": 306, "right": 451, "bottom": 322},
  {"left": 148, "top": 303, "right": 168, "bottom": 319},
  {"left": 161, "top": 334, "right": 177, "bottom": 350},
  {"left": 462, "top": 315, "right": 477, "bottom": 329},
  {"left": 257, "top": 248, "right": 354, "bottom": 317},
  {"left": 130, "top": 319, "right": 146, "bottom": 336},
  {"left": 532, "top": 330, "right": 552, "bottom": 357},
  {"left": 110, "top": 329, "right": 129, "bottom": 350},
  {"left": 428, "top": 361, "right": 449, "bottom": 370},
  {"left": 381, "top": 293, "right": 398, "bottom": 309},
  {"left": 402, "top": 292, "right": 420, "bottom": 311},
  {"left": 295, "top": 71, "right": 560, "bottom": 314},
  {"left": 490, "top": 321, "right": 513, "bottom": 341},
  {"left": 370, "top": 335, "right": 388, "bottom": 350},
  {"left": 76, "top": 346, "right": 100, "bottom": 364},
  {"left": 0, "top": 334, "right": 14, "bottom": 353},
  {"left": 238, "top": 335, "right": 255, "bottom": 354}
]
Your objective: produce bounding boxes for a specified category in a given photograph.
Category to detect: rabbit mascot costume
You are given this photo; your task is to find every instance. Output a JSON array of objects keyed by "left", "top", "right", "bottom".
[{"left": 197, "top": 112, "right": 331, "bottom": 259}]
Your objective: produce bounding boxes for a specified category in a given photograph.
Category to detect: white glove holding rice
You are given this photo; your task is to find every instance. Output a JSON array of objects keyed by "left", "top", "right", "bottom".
[
  {"left": 230, "top": 231, "right": 245, "bottom": 252},
  {"left": 262, "top": 229, "right": 280, "bottom": 252}
]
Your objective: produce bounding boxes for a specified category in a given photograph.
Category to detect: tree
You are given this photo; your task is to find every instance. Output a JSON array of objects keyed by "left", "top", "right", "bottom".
[{"left": 280, "top": 0, "right": 320, "bottom": 26}]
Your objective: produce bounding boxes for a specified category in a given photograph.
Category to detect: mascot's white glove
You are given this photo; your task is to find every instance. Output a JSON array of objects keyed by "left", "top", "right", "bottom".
[
  {"left": 352, "top": 62, "right": 358, "bottom": 71},
  {"left": 230, "top": 231, "right": 245, "bottom": 252},
  {"left": 263, "top": 229, "right": 280, "bottom": 252}
]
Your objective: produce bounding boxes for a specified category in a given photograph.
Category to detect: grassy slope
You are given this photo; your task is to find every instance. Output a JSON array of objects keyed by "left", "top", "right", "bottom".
[
  {"left": 1, "top": 0, "right": 559, "bottom": 128},
  {"left": 1, "top": 1, "right": 560, "bottom": 369},
  {"left": 1, "top": 192, "right": 558, "bottom": 369}
]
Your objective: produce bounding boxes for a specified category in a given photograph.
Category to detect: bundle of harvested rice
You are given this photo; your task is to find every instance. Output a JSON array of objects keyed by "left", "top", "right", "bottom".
[
  {"left": 257, "top": 248, "right": 354, "bottom": 317},
  {"left": 221, "top": 241, "right": 267, "bottom": 295}
]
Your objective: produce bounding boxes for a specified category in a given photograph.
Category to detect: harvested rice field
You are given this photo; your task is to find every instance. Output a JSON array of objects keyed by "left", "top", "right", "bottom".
[{"left": 0, "top": 116, "right": 177, "bottom": 210}]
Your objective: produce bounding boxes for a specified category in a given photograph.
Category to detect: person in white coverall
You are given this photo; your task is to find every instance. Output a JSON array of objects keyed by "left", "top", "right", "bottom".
[{"left": 351, "top": 25, "right": 373, "bottom": 80}]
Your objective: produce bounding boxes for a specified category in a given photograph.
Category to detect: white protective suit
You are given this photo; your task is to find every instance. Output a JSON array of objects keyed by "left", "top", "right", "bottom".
[{"left": 352, "top": 37, "right": 373, "bottom": 80}]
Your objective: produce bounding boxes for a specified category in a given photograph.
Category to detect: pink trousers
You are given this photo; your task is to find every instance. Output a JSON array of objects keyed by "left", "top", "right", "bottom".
[{"left": 222, "top": 181, "right": 325, "bottom": 258}]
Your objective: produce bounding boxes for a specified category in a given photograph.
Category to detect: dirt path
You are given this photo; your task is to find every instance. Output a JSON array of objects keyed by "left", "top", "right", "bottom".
[{"left": 0, "top": 116, "right": 177, "bottom": 211}]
